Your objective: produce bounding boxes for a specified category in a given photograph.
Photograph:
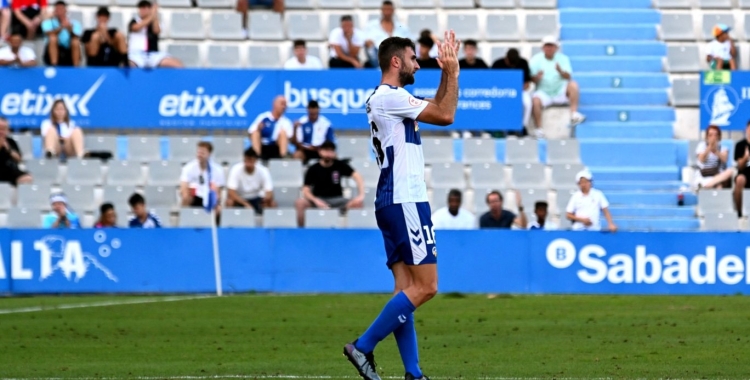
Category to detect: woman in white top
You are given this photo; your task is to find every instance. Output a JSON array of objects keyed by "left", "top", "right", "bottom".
[
  {"left": 41, "top": 99, "right": 85, "bottom": 158},
  {"left": 695, "top": 125, "right": 734, "bottom": 189}
]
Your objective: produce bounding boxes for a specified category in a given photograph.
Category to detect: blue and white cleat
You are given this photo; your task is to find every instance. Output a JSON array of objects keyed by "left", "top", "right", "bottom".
[{"left": 343, "top": 342, "right": 381, "bottom": 380}]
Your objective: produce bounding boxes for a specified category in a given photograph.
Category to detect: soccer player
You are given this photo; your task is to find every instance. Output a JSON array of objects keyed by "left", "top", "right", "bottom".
[{"left": 343, "top": 31, "right": 461, "bottom": 380}]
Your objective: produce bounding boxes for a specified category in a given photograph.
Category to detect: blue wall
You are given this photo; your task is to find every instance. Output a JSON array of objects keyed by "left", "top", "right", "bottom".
[{"left": 1, "top": 229, "right": 748, "bottom": 295}]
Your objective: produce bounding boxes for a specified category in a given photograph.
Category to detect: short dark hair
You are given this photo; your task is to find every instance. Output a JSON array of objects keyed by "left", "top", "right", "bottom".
[
  {"left": 382, "top": 0, "right": 394, "bottom": 5},
  {"left": 506, "top": 48, "right": 520, "bottom": 64},
  {"left": 243, "top": 148, "right": 258, "bottom": 159},
  {"left": 9, "top": 31, "right": 22, "bottom": 38},
  {"left": 137, "top": 0, "right": 152, "bottom": 7},
  {"left": 96, "top": 6, "right": 110, "bottom": 17},
  {"left": 307, "top": 100, "right": 320, "bottom": 109},
  {"left": 419, "top": 29, "right": 431, "bottom": 39},
  {"left": 463, "top": 39, "right": 478, "bottom": 48},
  {"left": 99, "top": 202, "right": 114, "bottom": 214},
  {"left": 378, "top": 36, "right": 416, "bottom": 72},
  {"left": 293, "top": 39, "right": 306, "bottom": 48},
  {"left": 486, "top": 190, "right": 503, "bottom": 204},
  {"left": 340, "top": 15, "right": 353, "bottom": 23},
  {"left": 128, "top": 193, "right": 145, "bottom": 207},
  {"left": 534, "top": 201, "right": 548, "bottom": 211},
  {"left": 448, "top": 189, "right": 462, "bottom": 200},
  {"left": 418, "top": 36, "right": 434, "bottom": 49},
  {"left": 54, "top": 0, "right": 67, "bottom": 6},
  {"left": 197, "top": 141, "right": 213, "bottom": 153},
  {"left": 320, "top": 140, "right": 337, "bottom": 151}
]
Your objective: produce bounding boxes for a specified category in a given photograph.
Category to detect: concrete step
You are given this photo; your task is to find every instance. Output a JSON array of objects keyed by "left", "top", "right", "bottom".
[
  {"left": 562, "top": 24, "right": 658, "bottom": 41},
  {"left": 588, "top": 166, "right": 681, "bottom": 181},
  {"left": 595, "top": 180, "right": 684, "bottom": 191},
  {"left": 614, "top": 217, "right": 700, "bottom": 231},
  {"left": 574, "top": 73, "right": 669, "bottom": 88},
  {"left": 606, "top": 191, "right": 680, "bottom": 206},
  {"left": 576, "top": 122, "right": 674, "bottom": 139},
  {"left": 580, "top": 139, "right": 679, "bottom": 166},
  {"left": 569, "top": 56, "right": 663, "bottom": 72},
  {"left": 580, "top": 88, "right": 668, "bottom": 106},
  {"left": 559, "top": 0, "right": 653, "bottom": 8},
  {"left": 560, "top": 9, "right": 660, "bottom": 25},
  {"left": 578, "top": 106, "right": 675, "bottom": 123},
  {"left": 609, "top": 205, "right": 695, "bottom": 218}
]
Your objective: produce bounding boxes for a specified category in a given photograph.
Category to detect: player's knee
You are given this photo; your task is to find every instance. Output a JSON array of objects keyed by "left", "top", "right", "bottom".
[{"left": 419, "top": 281, "right": 438, "bottom": 300}]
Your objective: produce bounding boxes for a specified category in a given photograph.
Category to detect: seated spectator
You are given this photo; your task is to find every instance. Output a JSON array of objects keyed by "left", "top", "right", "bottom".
[
  {"left": 493, "top": 48, "right": 533, "bottom": 135},
  {"left": 291, "top": 100, "right": 335, "bottom": 162},
  {"left": 0, "top": 32, "right": 37, "bottom": 67},
  {"left": 328, "top": 15, "right": 364, "bottom": 69},
  {"left": 695, "top": 125, "right": 734, "bottom": 190},
  {"left": 94, "top": 202, "right": 117, "bottom": 228},
  {"left": 0, "top": 117, "right": 32, "bottom": 186},
  {"left": 226, "top": 148, "right": 276, "bottom": 213},
  {"left": 128, "top": 0, "right": 182, "bottom": 68},
  {"left": 180, "top": 141, "right": 225, "bottom": 210},
  {"left": 0, "top": 0, "right": 9, "bottom": 41},
  {"left": 236, "top": 0, "right": 283, "bottom": 36},
  {"left": 41, "top": 1, "right": 82, "bottom": 67},
  {"left": 41, "top": 99, "right": 85, "bottom": 159},
  {"left": 42, "top": 193, "right": 81, "bottom": 229},
  {"left": 479, "top": 190, "right": 527, "bottom": 229},
  {"left": 733, "top": 121, "right": 750, "bottom": 216},
  {"left": 530, "top": 36, "right": 585, "bottom": 136},
  {"left": 431, "top": 189, "right": 475, "bottom": 230},
  {"left": 458, "top": 39, "right": 487, "bottom": 69},
  {"left": 295, "top": 141, "right": 364, "bottom": 227},
  {"left": 10, "top": 0, "right": 44, "bottom": 40},
  {"left": 128, "top": 193, "right": 162, "bottom": 228},
  {"left": 283, "top": 39, "right": 323, "bottom": 70},
  {"left": 249, "top": 95, "right": 293, "bottom": 160},
  {"left": 416, "top": 36, "right": 439, "bottom": 69},
  {"left": 528, "top": 201, "right": 557, "bottom": 230},
  {"left": 566, "top": 170, "right": 617, "bottom": 232},
  {"left": 81, "top": 7, "right": 127, "bottom": 67},
  {"left": 363, "top": 0, "right": 410, "bottom": 68},
  {"left": 707, "top": 24, "right": 735, "bottom": 71}
]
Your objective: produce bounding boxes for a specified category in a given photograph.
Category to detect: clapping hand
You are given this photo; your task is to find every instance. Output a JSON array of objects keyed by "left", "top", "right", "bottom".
[{"left": 436, "top": 30, "right": 460, "bottom": 76}]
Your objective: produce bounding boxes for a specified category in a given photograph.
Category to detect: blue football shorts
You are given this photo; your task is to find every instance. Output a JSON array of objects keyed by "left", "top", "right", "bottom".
[{"left": 375, "top": 202, "right": 438, "bottom": 269}]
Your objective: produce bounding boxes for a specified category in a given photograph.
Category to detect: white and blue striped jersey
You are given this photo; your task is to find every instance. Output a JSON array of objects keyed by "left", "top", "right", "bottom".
[
  {"left": 248, "top": 111, "right": 294, "bottom": 145},
  {"left": 295, "top": 115, "right": 335, "bottom": 147},
  {"left": 366, "top": 84, "right": 430, "bottom": 210}
]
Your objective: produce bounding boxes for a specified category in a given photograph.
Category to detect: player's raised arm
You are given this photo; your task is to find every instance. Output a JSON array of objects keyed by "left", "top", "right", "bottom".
[{"left": 417, "top": 30, "right": 460, "bottom": 126}]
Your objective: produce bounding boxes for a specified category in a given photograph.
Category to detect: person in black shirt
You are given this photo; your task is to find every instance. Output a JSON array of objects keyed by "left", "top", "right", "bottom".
[
  {"left": 478, "top": 190, "right": 527, "bottom": 229},
  {"left": 492, "top": 48, "right": 534, "bottom": 136},
  {"left": 82, "top": 7, "right": 127, "bottom": 67},
  {"left": 0, "top": 117, "right": 32, "bottom": 186},
  {"left": 128, "top": 0, "right": 182, "bottom": 68},
  {"left": 458, "top": 39, "right": 488, "bottom": 69},
  {"left": 416, "top": 36, "right": 439, "bottom": 69},
  {"left": 733, "top": 121, "right": 750, "bottom": 215},
  {"left": 294, "top": 141, "right": 365, "bottom": 226}
]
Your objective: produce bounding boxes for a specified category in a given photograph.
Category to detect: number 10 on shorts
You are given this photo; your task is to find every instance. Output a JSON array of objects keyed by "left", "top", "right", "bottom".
[{"left": 423, "top": 225, "right": 436, "bottom": 244}]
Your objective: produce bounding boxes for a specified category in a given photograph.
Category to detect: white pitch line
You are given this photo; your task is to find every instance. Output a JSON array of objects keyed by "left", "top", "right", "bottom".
[
  {"left": 0, "top": 376, "right": 619, "bottom": 380},
  {"left": 0, "top": 295, "right": 214, "bottom": 315}
]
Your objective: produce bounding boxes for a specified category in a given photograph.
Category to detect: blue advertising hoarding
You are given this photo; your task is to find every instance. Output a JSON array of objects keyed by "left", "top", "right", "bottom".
[
  {"left": 700, "top": 70, "right": 750, "bottom": 130},
  {"left": 0, "top": 68, "right": 523, "bottom": 131},
  {"left": 0, "top": 228, "right": 749, "bottom": 295}
]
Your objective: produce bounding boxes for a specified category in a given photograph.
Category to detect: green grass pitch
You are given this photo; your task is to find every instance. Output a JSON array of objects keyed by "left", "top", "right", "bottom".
[{"left": 1, "top": 293, "right": 749, "bottom": 379}]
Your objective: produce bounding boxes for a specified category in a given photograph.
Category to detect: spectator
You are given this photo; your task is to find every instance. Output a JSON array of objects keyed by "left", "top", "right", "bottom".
[
  {"left": 128, "top": 192, "right": 162, "bottom": 228},
  {"left": 695, "top": 125, "right": 734, "bottom": 190},
  {"left": 458, "top": 39, "right": 488, "bottom": 69},
  {"left": 0, "top": 0, "right": 9, "bottom": 41},
  {"left": 566, "top": 169, "right": 617, "bottom": 232},
  {"left": 530, "top": 36, "right": 585, "bottom": 137},
  {"left": 291, "top": 100, "right": 335, "bottom": 162},
  {"left": 180, "top": 141, "right": 225, "bottom": 210},
  {"left": 10, "top": 0, "right": 44, "bottom": 40},
  {"left": 478, "top": 190, "right": 527, "bottom": 229},
  {"left": 0, "top": 117, "right": 33, "bottom": 186},
  {"left": 0, "top": 32, "right": 37, "bottom": 67},
  {"left": 226, "top": 148, "right": 276, "bottom": 213},
  {"left": 94, "top": 202, "right": 117, "bottom": 228},
  {"left": 528, "top": 201, "right": 557, "bottom": 230},
  {"left": 42, "top": 193, "right": 81, "bottom": 229},
  {"left": 328, "top": 15, "right": 364, "bottom": 69},
  {"left": 249, "top": 95, "right": 293, "bottom": 160},
  {"left": 416, "top": 36, "right": 439, "bottom": 69},
  {"left": 363, "top": 0, "right": 410, "bottom": 68},
  {"left": 128, "top": 0, "right": 182, "bottom": 68},
  {"left": 41, "top": 99, "right": 85, "bottom": 159},
  {"left": 431, "top": 189, "right": 475, "bottom": 230},
  {"left": 81, "top": 7, "right": 127, "bottom": 67},
  {"left": 733, "top": 121, "right": 750, "bottom": 216},
  {"left": 283, "top": 39, "right": 323, "bottom": 70},
  {"left": 707, "top": 24, "right": 735, "bottom": 71},
  {"left": 41, "top": 0, "right": 82, "bottom": 67},
  {"left": 493, "top": 48, "right": 533, "bottom": 135},
  {"left": 294, "top": 141, "right": 364, "bottom": 227},
  {"left": 236, "top": 0, "right": 283, "bottom": 37}
]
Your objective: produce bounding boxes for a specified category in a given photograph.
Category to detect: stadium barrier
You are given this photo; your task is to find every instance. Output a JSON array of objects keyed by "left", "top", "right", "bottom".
[
  {"left": 701, "top": 70, "right": 750, "bottom": 131},
  {"left": 1, "top": 229, "right": 749, "bottom": 295},
  {"left": 0, "top": 68, "right": 523, "bottom": 131}
]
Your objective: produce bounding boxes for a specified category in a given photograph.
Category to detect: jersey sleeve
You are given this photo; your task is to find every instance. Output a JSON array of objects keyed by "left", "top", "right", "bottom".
[
  {"left": 340, "top": 161, "right": 355, "bottom": 177},
  {"left": 598, "top": 191, "right": 610, "bottom": 210},
  {"left": 303, "top": 166, "right": 316, "bottom": 186},
  {"left": 41, "top": 19, "right": 54, "bottom": 34},
  {"left": 386, "top": 89, "right": 429, "bottom": 120},
  {"left": 560, "top": 55, "right": 573, "bottom": 74},
  {"left": 248, "top": 113, "right": 265, "bottom": 134}
]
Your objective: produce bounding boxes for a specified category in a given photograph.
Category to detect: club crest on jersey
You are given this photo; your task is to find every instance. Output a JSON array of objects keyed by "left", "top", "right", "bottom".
[
  {"left": 432, "top": 246, "right": 437, "bottom": 257},
  {"left": 408, "top": 97, "right": 421, "bottom": 107},
  {"left": 414, "top": 121, "right": 419, "bottom": 132}
]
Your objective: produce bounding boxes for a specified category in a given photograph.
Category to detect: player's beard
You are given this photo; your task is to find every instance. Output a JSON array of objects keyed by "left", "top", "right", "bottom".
[{"left": 399, "top": 67, "right": 415, "bottom": 86}]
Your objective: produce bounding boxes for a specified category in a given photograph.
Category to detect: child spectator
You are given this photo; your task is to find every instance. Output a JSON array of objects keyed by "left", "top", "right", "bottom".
[
  {"left": 94, "top": 202, "right": 117, "bottom": 228},
  {"left": 128, "top": 193, "right": 162, "bottom": 228},
  {"left": 81, "top": 7, "right": 127, "bottom": 67}
]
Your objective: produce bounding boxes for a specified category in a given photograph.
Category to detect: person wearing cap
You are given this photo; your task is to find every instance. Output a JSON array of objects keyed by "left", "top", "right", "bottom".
[
  {"left": 707, "top": 23, "right": 735, "bottom": 71},
  {"left": 42, "top": 193, "right": 81, "bottom": 229},
  {"left": 529, "top": 36, "right": 585, "bottom": 138},
  {"left": 41, "top": 0, "right": 82, "bottom": 66},
  {"left": 566, "top": 170, "right": 616, "bottom": 232},
  {"left": 81, "top": 7, "right": 127, "bottom": 67}
]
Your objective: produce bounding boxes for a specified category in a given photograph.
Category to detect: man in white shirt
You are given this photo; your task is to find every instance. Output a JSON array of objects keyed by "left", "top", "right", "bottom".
[
  {"left": 0, "top": 32, "right": 37, "bottom": 67},
  {"left": 284, "top": 39, "right": 323, "bottom": 70},
  {"left": 226, "top": 148, "right": 276, "bottom": 214},
  {"left": 179, "top": 141, "right": 225, "bottom": 210},
  {"left": 328, "top": 15, "right": 364, "bottom": 68},
  {"left": 363, "top": 0, "right": 410, "bottom": 68},
  {"left": 528, "top": 201, "right": 558, "bottom": 230},
  {"left": 707, "top": 23, "right": 735, "bottom": 70},
  {"left": 566, "top": 170, "right": 617, "bottom": 232},
  {"left": 431, "top": 189, "right": 475, "bottom": 230},
  {"left": 248, "top": 95, "right": 294, "bottom": 160}
]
